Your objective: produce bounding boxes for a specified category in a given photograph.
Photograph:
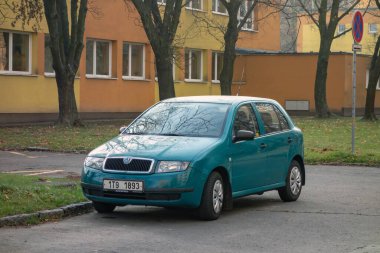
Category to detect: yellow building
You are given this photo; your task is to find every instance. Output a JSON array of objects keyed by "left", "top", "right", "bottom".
[
  {"left": 0, "top": 0, "right": 281, "bottom": 123},
  {"left": 298, "top": 9, "right": 379, "bottom": 55}
]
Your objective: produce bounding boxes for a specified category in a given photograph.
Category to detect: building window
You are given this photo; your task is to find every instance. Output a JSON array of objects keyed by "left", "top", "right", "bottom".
[
  {"left": 186, "top": 0, "right": 203, "bottom": 10},
  {"left": 185, "top": 49, "right": 203, "bottom": 81},
  {"left": 123, "top": 43, "right": 145, "bottom": 79},
  {"left": 0, "top": 31, "right": 31, "bottom": 74},
  {"left": 212, "top": 0, "right": 227, "bottom": 15},
  {"left": 44, "top": 34, "right": 55, "bottom": 75},
  {"left": 212, "top": 52, "right": 223, "bottom": 82},
  {"left": 369, "top": 23, "right": 377, "bottom": 34},
  {"left": 366, "top": 70, "right": 380, "bottom": 90},
  {"left": 239, "top": 0, "right": 254, "bottom": 31},
  {"left": 338, "top": 24, "right": 346, "bottom": 35},
  {"left": 86, "top": 39, "right": 111, "bottom": 78}
]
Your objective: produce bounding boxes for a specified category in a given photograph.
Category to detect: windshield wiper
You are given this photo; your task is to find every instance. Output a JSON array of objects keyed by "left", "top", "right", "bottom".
[{"left": 157, "top": 133, "right": 186, "bottom": 136}]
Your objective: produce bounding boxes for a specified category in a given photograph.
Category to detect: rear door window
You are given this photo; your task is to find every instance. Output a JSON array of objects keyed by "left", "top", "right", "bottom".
[{"left": 255, "top": 103, "right": 282, "bottom": 134}]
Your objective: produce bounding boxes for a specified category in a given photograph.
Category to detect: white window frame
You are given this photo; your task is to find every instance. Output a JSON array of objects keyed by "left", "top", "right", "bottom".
[
  {"left": 185, "top": 49, "right": 203, "bottom": 82},
  {"left": 0, "top": 30, "right": 32, "bottom": 75},
  {"left": 122, "top": 42, "right": 145, "bottom": 80},
  {"left": 212, "top": 0, "right": 228, "bottom": 15},
  {"left": 369, "top": 23, "right": 377, "bottom": 34},
  {"left": 44, "top": 34, "right": 55, "bottom": 77},
  {"left": 186, "top": 0, "right": 203, "bottom": 11},
  {"left": 238, "top": 0, "right": 255, "bottom": 31},
  {"left": 212, "top": 51, "right": 223, "bottom": 83},
  {"left": 366, "top": 70, "right": 380, "bottom": 90},
  {"left": 337, "top": 24, "right": 346, "bottom": 35},
  {"left": 86, "top": 39, "right": 112, "bottom": 78}
]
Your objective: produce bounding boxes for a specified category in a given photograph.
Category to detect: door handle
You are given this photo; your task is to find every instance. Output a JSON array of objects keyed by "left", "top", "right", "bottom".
[
  {"left": 288, "top": 137, "right": 292, "bottom": 144},
  {"left": 260, "top": 143, "right": 267, "bottom": 149}
]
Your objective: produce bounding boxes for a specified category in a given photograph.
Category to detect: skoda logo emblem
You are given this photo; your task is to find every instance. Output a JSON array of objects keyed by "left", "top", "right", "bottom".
[{"left": 123, "top": 157, "right": 133, "bottom": 165}]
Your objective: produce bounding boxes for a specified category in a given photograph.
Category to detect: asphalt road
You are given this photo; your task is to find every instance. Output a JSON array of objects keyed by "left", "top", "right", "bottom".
[
  {"left": 0, "top": 151, "right": 85, "bottom": 177},
  {"left": 0, "top": 163, "right": 379, "bottom": 253}
]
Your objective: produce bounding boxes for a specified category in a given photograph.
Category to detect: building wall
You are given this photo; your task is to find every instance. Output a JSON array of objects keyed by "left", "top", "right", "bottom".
[
  {"left": 298, "top": 12, "right": 379, "bottom": 54},
  {"left": 233, "top": 53, "right": 380, "bottom": 114},
  {"left": 0, "top": 0, "right": 281, "bottom": 122}
]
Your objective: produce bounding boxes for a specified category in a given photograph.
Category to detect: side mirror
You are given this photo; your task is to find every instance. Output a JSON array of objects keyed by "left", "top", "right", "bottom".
[
  {"left": 119, "top": 126, "right": 127, "bottom": 134},
  {"left": 234, "top": 130, "right": 255, "bottom": 142}
]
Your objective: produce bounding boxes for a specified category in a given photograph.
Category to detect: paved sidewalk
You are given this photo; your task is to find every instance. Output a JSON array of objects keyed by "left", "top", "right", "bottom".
[{"left": 0, "top": 151, "right": 86, "bottom": 177}]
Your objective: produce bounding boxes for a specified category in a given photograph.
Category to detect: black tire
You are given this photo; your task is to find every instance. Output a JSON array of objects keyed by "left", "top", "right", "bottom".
[
  {"left": 198, "top": 172, "right": 224, "bottom": 220},
  {"left": 93, "top": 201, "right": 116, "bottom": 213},
  {"left": 278, "top": 160, "right": 303, "bottom": 202}
]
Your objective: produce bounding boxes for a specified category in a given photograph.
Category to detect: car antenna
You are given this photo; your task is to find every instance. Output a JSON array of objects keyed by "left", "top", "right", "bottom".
[{"left": 236, "top": 64, "right": 245, "bottom": 96}]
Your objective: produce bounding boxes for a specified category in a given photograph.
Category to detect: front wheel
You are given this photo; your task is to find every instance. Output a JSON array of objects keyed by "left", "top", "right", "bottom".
[
  {"left": 278, "top": 160, "right": 302, "bottom": 202},
  {"left": 93, "top": 201, "right": 116, "bottom": 213},
  {"left": 198, "top": 172, "right": 224, "bottom": 220}
]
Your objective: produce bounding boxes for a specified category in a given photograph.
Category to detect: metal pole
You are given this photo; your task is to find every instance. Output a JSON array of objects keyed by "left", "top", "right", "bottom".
[{"left": 352, "top": 44, "right": 357, "bottom": 154}]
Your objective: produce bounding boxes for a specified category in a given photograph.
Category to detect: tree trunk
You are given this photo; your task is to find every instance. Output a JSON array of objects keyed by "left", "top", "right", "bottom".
[
  {"left": 314, "top": 39, "right": 332, "bottom": 117},
  {"left": 220, "top": 18, "right": 238, "bottom": 96},
  {"left": 363, "top": 36, "right": 380, "bottom": 121},
  {"left": 56, "top": 73, "right": 81, "bottom": 126},
  {"left": 156, "top": 52, "right": 175, "bottom": 100}
]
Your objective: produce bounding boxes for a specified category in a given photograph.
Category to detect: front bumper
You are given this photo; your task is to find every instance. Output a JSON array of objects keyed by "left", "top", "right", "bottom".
[{"left": 81, "top": 166, "right": 204, "bottom": 208}]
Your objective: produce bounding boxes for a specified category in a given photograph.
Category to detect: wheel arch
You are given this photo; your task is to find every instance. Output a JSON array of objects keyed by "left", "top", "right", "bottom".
[{"left": 292, "top": 155, "right": 305, "bottom": 185}]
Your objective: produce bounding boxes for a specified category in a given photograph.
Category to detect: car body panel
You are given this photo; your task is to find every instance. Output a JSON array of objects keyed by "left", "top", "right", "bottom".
[{"left": 81, "top": 96, "right": 304, "bottom": 209}]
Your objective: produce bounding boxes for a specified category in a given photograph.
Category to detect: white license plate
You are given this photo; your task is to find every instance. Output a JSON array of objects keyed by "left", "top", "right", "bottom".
[{"left": 103, "top": 179, "right": 144, "bottom": 192}]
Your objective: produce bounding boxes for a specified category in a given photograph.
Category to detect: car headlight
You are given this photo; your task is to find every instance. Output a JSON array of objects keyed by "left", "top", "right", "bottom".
[
  {"left": 156, "top": 161, "right": 190, "bottom": 173},
  {"left": 84, "top": 157, "right": 105, "bottom": 170}
]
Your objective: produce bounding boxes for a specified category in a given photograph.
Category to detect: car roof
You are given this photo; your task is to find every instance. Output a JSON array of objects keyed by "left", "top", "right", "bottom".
[{"left": 163, "top": 96, "right": 275, "bottom": 105}]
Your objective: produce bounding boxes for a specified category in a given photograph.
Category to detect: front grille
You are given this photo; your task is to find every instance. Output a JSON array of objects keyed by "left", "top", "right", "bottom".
[{"left": 104, "top": 157, "right": 153, "bottom": 173}]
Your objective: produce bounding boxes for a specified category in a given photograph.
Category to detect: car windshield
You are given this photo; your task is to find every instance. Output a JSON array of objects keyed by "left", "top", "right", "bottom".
[{"left": 124, "top": 102, "right": 230, "bottom": 137}]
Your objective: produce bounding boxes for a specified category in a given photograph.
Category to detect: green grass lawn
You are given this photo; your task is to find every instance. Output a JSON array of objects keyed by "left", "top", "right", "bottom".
[
  {"left": 0, "top": 174, "right": 86, "bottom": 218},
  {"left": 0, "top": 117, "right": 379, "bottom": 166},
  {"left": 293, "top": 117, "right": 380, "bottom": 166}
]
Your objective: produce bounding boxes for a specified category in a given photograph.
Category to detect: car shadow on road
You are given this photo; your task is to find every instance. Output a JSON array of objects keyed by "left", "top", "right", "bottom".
[{"left": 92, "top": 194, "right": 282, "bottom": 223}]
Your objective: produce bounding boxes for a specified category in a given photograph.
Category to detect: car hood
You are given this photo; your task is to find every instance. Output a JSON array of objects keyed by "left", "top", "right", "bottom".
[{"left": 88, "top": 134, "right": 219, "bottom": 161}]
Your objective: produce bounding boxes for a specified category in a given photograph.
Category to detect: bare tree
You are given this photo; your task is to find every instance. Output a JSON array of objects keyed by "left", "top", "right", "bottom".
[
  {"left": 364, "top": 0, "right": 380, "bottom": 121},
  {"left": 193, "top": 0, "right": 285, "bottom": 95},
  {"left": 295, "top": 0, "right": 360, "bottom": 117},
  {"left": 125, "top": 0, "right": 185, "bottom": 100},
  {"left": 43, "top": 0, "right": 88, "bottom": 126},
  {"left": 7, "top": 0, "right": 89, "bottom": 126}
]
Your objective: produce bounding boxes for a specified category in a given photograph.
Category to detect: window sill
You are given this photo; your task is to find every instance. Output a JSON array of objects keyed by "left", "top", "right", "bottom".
[
  {"left": 211, "top": 80, "right": 220, "bottom": 84},
  {"left": 0, "top": 72, "right": 37, "bottom": 77},
  {"left": 184, "top": 79, "right": 208, "bottom": 84},
  {"left": 44, "top": 73, "right": 56, "bottom": 78},
  {"left": 185, "top": 7, "right": 206, "bottom": 13},
  {"left": 86, "top": 75, "right": 117, "bottom": 80},
  {"left": 122, "top": 77, "right": 150, "bottom": 82},
  {"left": 212, "top": 11, "right": 228, "bottom": 16},
  {"left": 241, "top": 28, "right": 258, "bottom": 33}
]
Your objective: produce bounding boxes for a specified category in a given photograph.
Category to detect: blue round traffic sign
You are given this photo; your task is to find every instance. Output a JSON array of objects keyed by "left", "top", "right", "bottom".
[{"left": 352, "top": 11, "right": 363, "bottom": 43}]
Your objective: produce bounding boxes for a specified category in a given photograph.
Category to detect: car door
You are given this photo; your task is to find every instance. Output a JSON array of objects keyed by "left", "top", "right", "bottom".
[
  {"left": 229, "top": 103, "right": 267, "bottom": 192},
  {"left": 253, "top": 102, "right": 292, "bottom": 185}
]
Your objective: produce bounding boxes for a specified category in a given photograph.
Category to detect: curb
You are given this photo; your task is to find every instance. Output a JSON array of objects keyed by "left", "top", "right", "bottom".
[{"left": 0, "top": 201, "right": 93, "bottom": 228}]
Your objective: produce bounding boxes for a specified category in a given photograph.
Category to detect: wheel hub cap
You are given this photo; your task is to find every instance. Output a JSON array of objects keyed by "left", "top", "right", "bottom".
[
  {"left": 290, "top": 166, "right": 302, "bottom": 195},
  {"left": 212, "top": 180, "right": 223, "bottom": 213}
]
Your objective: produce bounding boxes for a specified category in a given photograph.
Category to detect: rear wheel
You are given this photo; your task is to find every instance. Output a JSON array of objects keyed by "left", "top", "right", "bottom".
[
  {"left": 198, "top": 172, "right": 224, "bottom": 220},
  {"left": 92, "top": 201, "right": 116, "bottom": 213},
  {"left": 278, "top": 160, "right": 302, "bottom": 202}
]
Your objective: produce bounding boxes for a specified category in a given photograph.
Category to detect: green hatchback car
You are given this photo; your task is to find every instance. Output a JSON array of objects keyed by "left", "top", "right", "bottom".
[{"left": 81, "top": 96, "right": 305, "bottom": 220}]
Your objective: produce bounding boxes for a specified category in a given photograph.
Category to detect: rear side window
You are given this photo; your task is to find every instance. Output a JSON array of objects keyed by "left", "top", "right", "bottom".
[
  {"left": 233, "top": 104, "right": 260, "bottom": 137},
  {"left": 274, "top": 106, "right": 290, "bottom": 130},
  {"left": 255, "top": 103, "right": 281, "bottom": 134}
]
